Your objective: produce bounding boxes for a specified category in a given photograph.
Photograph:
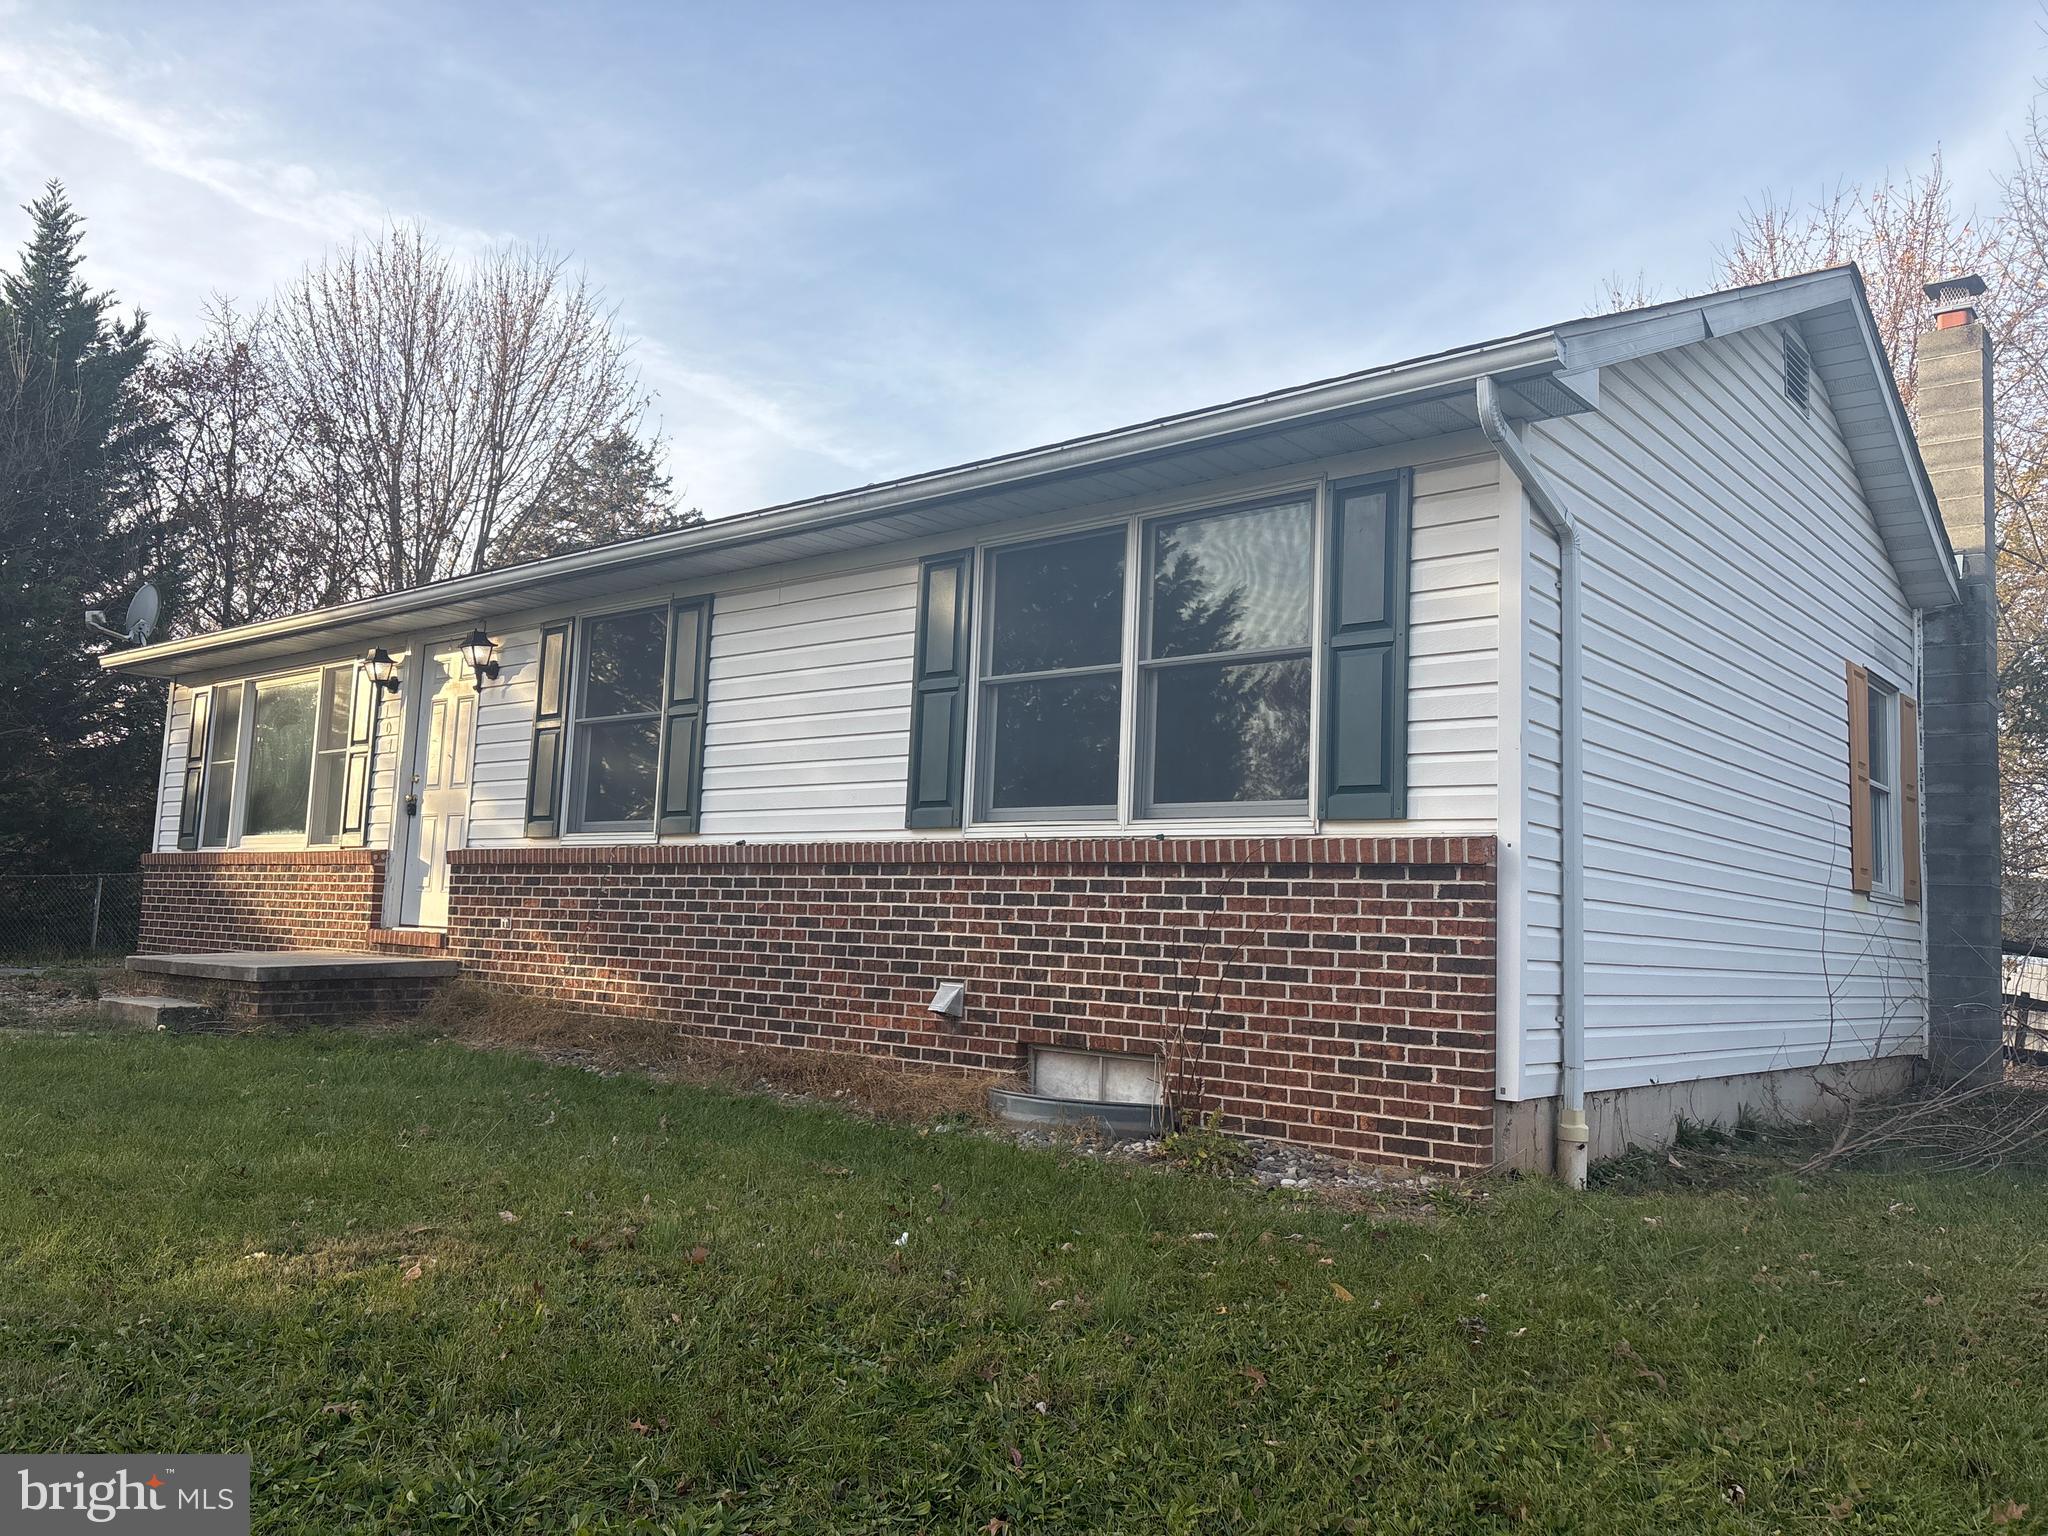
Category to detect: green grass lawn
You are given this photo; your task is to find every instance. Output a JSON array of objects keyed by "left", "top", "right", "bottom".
[{"left": 4, "top": 1026, "right": 2048, "bottom": 1534}]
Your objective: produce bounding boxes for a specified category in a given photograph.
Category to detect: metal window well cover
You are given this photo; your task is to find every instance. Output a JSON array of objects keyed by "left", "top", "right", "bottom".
[{"left": 987, "top": 1087, "right": 1169, "bottom": 1137}]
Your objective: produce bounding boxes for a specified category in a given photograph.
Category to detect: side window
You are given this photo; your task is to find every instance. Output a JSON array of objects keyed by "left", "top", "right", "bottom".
[
  {"left": 1866, "top": 677, "right": 1896, "bottom": 894},
  {"left": 1847, "top": 661, "right": 1916, "bottom": 899},
  {"left": 307, "top": 665, "right": 357, "bottom": 845},
  {"left": 199, "top": 682, "right": 243, "bottom": 848},
  {"left": 978, "top": 527, "right": 1126, "bottom": 820},
  {"left": 572, "top": 607, "right": 668, "bottom": 831}
]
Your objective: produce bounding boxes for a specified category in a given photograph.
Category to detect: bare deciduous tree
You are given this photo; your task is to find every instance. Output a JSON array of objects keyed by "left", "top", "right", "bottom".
[
  {"left": 271, "top": 222, "right": 651, "bottom": 591},
  {"left": 142, "top": 298, "right": 345, "bottom": 629},
  {"left": 1622, "top": 134, "right": 2048, "bottom": 905}
]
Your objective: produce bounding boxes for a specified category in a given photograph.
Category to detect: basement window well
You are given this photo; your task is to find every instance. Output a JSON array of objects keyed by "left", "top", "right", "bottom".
[
  {"left": 990, "top": 1048, "right": 1168, "bottom": 1136},
  {"left": 1032, "top": 1048, "right": 1163, "bottom": 1105}
]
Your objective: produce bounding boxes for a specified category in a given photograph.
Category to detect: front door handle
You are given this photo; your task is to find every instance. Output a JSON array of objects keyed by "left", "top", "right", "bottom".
[{"left": 404, "top": 792, "right": 419, "bottom": 818}]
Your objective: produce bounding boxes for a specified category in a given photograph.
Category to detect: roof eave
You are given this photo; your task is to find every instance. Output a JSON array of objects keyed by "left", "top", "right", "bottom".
[{"left": 103, "top": 329, "right": 1563, "bottom": 678}]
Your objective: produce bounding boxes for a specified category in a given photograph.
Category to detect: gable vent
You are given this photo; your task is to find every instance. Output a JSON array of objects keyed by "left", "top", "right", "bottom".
[{"left": 1783, "top": 329, "right": 1812, "bottom": 415}]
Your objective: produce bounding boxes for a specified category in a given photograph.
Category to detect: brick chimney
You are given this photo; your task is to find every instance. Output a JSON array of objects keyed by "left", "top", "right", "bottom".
[{"left": 1917, "top": 273, "right": 2002, "bottom": 1083}]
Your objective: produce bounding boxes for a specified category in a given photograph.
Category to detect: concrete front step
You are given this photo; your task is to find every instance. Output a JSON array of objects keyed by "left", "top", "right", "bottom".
[
  {"left": 124, "top": 950, "right": 460, "bottom": 1024},
  {"left": 98, "top": 993, "right": 225, "bottom": 1032}
]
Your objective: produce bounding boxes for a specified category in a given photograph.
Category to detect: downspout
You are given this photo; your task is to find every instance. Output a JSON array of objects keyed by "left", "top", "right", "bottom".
[{"left": 1476, "top": 375, "right": 1589, "bottom": 1188}]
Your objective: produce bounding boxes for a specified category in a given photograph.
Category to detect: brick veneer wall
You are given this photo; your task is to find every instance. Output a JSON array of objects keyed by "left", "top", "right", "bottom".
[
  {"left": 138, "top": 850, "right": 386, "bottom": 953},
  {"left": 446, "top": 837, "right": 1497, "bottom": 1170}
]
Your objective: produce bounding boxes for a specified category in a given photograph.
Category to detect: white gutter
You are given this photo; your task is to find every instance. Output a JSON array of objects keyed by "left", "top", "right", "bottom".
[
  {"left": 1476, "top": 375, "right": 1589, "bottom": 1189},
  {"left": 104, "top": 333, "right": 1562, "bottom": 677}
]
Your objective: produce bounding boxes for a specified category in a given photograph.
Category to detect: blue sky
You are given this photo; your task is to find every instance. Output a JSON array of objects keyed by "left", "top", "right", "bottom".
[{"left": 0, "top": 0, "right": 2039, "bottom": 515}]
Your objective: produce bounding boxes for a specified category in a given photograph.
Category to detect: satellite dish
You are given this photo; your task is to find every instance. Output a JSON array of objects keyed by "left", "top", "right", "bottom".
[
  {"left": 123, "top": 583, "right": 160, "bottom": 644},
  {"left": 84, "top": 581, "right": 162, "bottom": 646}
]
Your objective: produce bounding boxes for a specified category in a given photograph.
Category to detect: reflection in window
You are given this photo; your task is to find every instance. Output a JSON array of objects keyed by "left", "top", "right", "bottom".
[
  {"left": 575, "top": 608, "right": 668, "bottom": 829},
  {"left": 245, "top": 676, "right": 319, "bottom": 836},
  {"left": 307, "top": 666, "right": 355, "bottom": 844},
  {"left": 981, "top": 528, "right": 1126, "bottom": 817},
  {"left": 200, "top": 683, "right": 241, "bottom": 847},
  {"left": 1142, "top": 499, "right": 1314, "bottom": 813}
]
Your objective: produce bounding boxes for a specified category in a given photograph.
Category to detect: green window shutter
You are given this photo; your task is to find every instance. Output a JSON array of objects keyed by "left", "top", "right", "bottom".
[
  {"left": 340, "top": 664, "right": 376, "bottom": 841},
  {"left": 175, "top": 687, "right": 210, "bottom": 850},
  {"left": 657, "top": 597, "right": 713, "bottom": 836},
  {"left": 525, "top": 622, "right": 572, "bottom": 838},
  {"left": 906, "top": 549, "right": 973, "bottom": 829},
  {"left": 1321, "top": 471, "right": 1410, "bottom": 820}
]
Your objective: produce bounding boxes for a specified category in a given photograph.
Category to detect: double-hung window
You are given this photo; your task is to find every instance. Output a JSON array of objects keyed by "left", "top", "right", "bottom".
[
  {"left": 976, "top": 494, "right": 1318, "bottom": 822},
  {"left": 980, "top": 528, "right": 1127, "bottom": 819},
  {"left": 1140, "top": 497, "right": 1314, "bottom": 814},
  {"left": 571, "top": 607, "right": 668, "bottom": 831},
  {"left": 1866, "top": 675, "right": 1897, "bottom": 894},
  {"left": 1846, "top": 659, "right": 1919, "bottom": 902}
]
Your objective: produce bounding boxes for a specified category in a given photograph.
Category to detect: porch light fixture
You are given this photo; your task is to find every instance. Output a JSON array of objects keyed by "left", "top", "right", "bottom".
[
  {"left": 364, "top": 647, "right": 401, "bottom": 695},
  {"left": 461, "top": 627, "right": 501, "bottom": 688}
]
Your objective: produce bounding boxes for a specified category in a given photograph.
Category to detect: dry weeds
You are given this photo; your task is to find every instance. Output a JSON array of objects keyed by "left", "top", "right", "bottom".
[{"left": 413, "top": 979, "right": 1002, "bottom": 1127}]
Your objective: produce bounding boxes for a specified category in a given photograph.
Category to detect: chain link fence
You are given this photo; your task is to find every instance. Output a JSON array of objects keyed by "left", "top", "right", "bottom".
[{"left": 0, "top": 873, "right": 143, "bottom": 962}]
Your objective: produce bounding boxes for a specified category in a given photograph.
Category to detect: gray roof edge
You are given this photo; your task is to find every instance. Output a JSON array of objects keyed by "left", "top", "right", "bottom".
[
  {"left": 1561, "top": 265, "right": 1959, "bottom": 609},
  {"left": 105, "top": 328, "right": 1562, "bottom": 675},
  {"left": 104, "top": 263, "right": 1964, "bottom": 676}
]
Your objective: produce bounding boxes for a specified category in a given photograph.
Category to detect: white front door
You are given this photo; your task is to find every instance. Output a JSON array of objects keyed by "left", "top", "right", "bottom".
[{"left": 399, "top": 647, "right": 475, "bottom": 928}]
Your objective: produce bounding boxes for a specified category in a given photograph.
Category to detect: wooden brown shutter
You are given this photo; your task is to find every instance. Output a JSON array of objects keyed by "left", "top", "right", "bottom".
[
  {"left": 340, "top": 664, "right": 376, "bottom": 841},
  {"left": 1846, "top": 660, "right": 1872, "bottom": 893},
  {"left": 175, "top": 687, "right": 210, "bottom": 850},
  {"left": 657, "top": 597, "right": 713, "bottom": 836},
  {"left": 1900, "top": 692, "right": 1921, "bottom": 903},
  {"left": 525, "top": 623, "right": 572, "bottom": 837}
]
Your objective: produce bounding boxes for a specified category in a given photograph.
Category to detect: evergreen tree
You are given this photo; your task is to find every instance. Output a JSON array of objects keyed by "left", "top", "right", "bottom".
[
  {"left": 490, "top": 425, "right": 699, "bottom": 568},
  {"left": 0, "top": 181, "right": 166, "bottom": 872}
]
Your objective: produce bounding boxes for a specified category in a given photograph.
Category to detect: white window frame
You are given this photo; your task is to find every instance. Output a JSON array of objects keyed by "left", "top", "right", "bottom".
[
  {"left": 964, "top": 481, "right": 1329, "bottom": 832},
  {"left": 1867, "top": 672, "right": 1900, "bottom": 899},
  {"left": 190, "top": 661, "right": 360, "bottom": 851},
  {"left": 565, "top": 601, "right": 671, "bottom": 837}
]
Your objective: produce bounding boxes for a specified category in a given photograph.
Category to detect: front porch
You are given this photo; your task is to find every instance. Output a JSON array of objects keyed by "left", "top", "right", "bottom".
[{"left": 115, "top": 948, "right": 460, "bottom": 1026}]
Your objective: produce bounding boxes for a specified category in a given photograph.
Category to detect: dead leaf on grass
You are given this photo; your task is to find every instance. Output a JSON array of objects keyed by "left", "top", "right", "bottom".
[
  {"left": 1612, "top": 1338, "right": 1667, "bottom": 1391},
  {"left": 1240, "top": 1366, "right": 1268, "bottom": 1393},
  {"left": 1331, "top": 1282, "right": 1355, "bottom": 1303},
  {"left": 1993, "top": 1500, "right": 2029, "bottom": 1526}
]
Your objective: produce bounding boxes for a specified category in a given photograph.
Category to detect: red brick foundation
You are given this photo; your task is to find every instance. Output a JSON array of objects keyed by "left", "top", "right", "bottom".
[
  {"left": 138, "top": 850, "right": 387, "bottom": 953},
  {"left": 447, "top": 837, "right": 1498, "bottom": 1170}
]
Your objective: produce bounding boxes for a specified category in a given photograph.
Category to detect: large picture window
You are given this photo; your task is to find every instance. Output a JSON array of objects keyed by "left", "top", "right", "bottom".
[
  {"left": 975, "top": 495, "right": 1318, "bottom": 823},
  {"left": 189, "top": 661, "right": 362, "bottom": 848},
  {"left": 979, "top": 527, "right": 1127, "bottom": 819},
  {"left": 572, "top": 607, "right": 667, "bottom": 830},
  {"left": 245, "top": 676, "right": 320, "bottom": 837}
]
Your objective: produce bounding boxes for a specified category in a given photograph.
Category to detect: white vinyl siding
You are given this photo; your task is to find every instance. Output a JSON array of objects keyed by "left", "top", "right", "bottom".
[
  {"left": 700, "top": 564, "right": 918, "bottom": 837},
  {"left": 152, "top": 450, "right": 1505, "bottom": 855},
  {"left": 364, "top": 658, "right": 408, "bottom": 851},
  {"left": 1515, "top": 321, "right": 1924, "bottom": 1098},
  {"left": 155, "top": 683, "right": 194, "bottom": 852},
  {"left": 1392, "top": 455, "right": 1501, "bottom": 827},
  {"left": 468, "top": 630, "right": 545, "bottom": 846}
]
